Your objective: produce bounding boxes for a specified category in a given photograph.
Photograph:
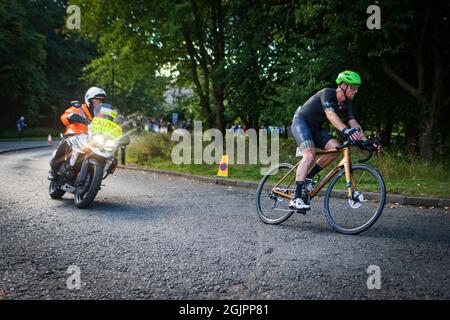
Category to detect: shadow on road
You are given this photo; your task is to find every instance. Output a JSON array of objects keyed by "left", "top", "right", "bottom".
[
  {"left": 277, "top": 220, "right": 340, "bottom": 236},
  {"left": 359, "top": 224, "right": 450, "bottom": 245},
  {"left": 51, "top": 197, "right": 174, "bottom": 220},
  {"left": 271, "top": 214, "right": 450, "bottom": 246}
]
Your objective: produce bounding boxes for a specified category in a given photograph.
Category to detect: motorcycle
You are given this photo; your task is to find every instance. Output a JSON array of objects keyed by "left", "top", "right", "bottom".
[{"left": 49, "top": 112, "right": 124, "bottom": 208}]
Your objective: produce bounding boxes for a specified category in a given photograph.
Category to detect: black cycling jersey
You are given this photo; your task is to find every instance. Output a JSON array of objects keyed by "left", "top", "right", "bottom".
[{"left": 293, "top": 88, "right": 355, "bottom": 129}]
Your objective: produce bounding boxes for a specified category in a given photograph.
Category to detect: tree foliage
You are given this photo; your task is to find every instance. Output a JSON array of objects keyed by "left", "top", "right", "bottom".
[
  {"left": 2, "top": 0, "right": 449, "bottom": 157},
  {"left": 0, "top": 0, "right": 95, "bottom": 129},
  {"left": 0, "top": 0, "right": 46, "bottom": 128}
]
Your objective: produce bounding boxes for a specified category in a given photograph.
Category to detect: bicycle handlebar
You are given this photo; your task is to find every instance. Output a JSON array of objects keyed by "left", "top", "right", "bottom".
[
  {"left": 357, "top": 147, "right": 374, "bottom": 163},
  {"left": 336, "top": 139, "right": 378, "bottom": 163}
]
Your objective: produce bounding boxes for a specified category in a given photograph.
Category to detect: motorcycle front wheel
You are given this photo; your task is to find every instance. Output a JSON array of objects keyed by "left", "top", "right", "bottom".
[
  {"left": 49, "top": 180, "right": 65, "bottom": 199},
  {"left": 74, "top": 164, "right": 104, "bottom": 209}
]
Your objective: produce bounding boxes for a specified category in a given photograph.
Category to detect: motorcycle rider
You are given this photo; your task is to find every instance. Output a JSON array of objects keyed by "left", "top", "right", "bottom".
[{"left": 48, "top": 87, "right": 107, "bottom": 181}]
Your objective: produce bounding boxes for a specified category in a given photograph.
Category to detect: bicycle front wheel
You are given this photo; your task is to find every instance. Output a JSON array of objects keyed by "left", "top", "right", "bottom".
[
  {"left": 256, "top": 163, "right": 296, "bottom": 225},
  {"left": 324, "top": 164, "right": 386, "bottom": 235}
]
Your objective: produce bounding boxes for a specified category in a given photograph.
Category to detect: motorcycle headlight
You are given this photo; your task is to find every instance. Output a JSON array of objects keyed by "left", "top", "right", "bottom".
[
  {"left": 104, "top": 139, "right": 117, "bottom": 151},
  {"left": 92, "top": 135, "right": 105, "bottom": 147}
]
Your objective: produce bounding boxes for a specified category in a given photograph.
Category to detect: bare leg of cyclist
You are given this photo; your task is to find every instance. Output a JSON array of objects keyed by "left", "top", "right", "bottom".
[
  {"left": 296, "top": 147, "right": 316, "bottom": 181},
  {"left": 314, "top": 139, "right": 340, "bottom": 174},
  {"left": 290, "top": 147, "right": 315, "bottom": 209}
]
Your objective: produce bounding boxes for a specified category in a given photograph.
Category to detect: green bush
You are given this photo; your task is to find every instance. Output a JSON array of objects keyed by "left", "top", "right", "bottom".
[
  {"left": 127, "top": 132, "right": 172, "bottom": 163},
  {"left": 371, "top": 148, "right": 448, "bottom": 182}
]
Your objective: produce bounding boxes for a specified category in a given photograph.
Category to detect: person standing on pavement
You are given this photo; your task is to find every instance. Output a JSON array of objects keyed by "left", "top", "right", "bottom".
[{"left": 16, "top": 116, "right": 27, "bottom": 140}]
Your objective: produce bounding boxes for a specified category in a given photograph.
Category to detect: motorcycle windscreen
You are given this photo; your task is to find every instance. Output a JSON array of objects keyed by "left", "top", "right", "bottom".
[{"left": 90, "top": 117, "right": 123, "bottom": 140}]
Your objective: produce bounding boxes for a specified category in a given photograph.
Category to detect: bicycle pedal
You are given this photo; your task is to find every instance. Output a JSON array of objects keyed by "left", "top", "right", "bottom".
[{"left": 296, "top": 209, "right": 308, "bottom": 215}]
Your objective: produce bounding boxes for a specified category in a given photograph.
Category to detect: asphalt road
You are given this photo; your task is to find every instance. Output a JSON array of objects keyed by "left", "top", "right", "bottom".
[{"left": 0, "top": 147, "right": 449, "bottom": 300}]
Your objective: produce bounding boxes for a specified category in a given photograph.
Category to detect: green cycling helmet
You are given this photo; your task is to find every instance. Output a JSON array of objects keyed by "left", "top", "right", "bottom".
[{"left": 336, "top": 70, "right": 362, "bottom": 85}]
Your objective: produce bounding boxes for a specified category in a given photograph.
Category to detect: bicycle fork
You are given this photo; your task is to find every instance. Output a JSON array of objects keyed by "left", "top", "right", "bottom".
[{"left": 341, "top": 148, "right": 354, "bottom": 199}]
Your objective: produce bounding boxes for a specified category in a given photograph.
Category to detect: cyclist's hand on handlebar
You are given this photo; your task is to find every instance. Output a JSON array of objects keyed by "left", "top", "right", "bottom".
[
  {"left": 341, "top": 127, "right": 360, "bottom": 141},
  {"left": 363, "top": 139, "right": 381, "bottom": 154},
  {"left": 373, "top": 141, "right": 381, "bottom": 154}
]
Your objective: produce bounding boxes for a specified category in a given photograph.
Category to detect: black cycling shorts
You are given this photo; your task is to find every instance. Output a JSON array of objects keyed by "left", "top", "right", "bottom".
[{"left": 291, "top": 117, "right": 335, "bottom": 152}]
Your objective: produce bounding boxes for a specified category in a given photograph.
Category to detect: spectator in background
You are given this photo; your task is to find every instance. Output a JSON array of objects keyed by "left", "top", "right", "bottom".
[
  {"left": 167, "top": 122, "right": 175, "bottom": 133},
  {"left": 16, "top": 116, "right": 27, "bottom": 140}
]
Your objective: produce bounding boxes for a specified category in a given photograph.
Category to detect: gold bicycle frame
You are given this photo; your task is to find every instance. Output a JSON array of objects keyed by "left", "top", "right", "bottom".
[{"left": 271, "top": 147, "right": 354, "bottom": 201}]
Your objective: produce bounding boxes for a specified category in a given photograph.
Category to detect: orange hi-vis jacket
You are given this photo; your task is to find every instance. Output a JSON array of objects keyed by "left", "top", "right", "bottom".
[{"left": 60, "top": 103, "right": 93, "bottom": 135}]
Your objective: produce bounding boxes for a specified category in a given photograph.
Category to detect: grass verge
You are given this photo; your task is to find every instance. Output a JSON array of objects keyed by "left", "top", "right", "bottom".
[{"left": 126, "top": 132, "right": 450, "bottom": 199}]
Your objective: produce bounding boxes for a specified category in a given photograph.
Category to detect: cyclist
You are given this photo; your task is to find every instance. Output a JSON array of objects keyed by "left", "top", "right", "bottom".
[
  {"left": 290, "top": 70, "right": 380, "bottom": 210},
  {"left": 48, "top": 87, "right": 107, "bottom": 180}
]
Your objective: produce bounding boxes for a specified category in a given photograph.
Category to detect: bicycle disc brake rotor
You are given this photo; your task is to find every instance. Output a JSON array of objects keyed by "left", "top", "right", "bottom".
[{"left": 348, "top": 191, "right": 364, "bottom": 209}]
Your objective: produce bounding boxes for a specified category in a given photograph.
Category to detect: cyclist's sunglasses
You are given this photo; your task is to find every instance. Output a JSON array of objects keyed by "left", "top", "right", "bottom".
[{"left": 348, "top": 85, "right": 359, "bottom": 93}]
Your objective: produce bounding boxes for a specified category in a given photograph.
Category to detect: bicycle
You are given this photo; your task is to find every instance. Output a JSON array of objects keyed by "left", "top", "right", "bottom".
[{"left": 255, "top": 139, "right": 386, "bottom": 235}]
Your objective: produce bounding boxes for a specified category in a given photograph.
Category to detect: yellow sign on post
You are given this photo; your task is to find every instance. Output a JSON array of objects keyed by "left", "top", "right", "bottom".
[{"left": 217, "top": 155, "right": 229, "bottom": 177}]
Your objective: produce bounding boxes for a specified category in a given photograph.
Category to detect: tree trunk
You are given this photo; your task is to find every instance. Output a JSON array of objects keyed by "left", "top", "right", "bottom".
[
  {"left": 405, "top": 122, "right": 419, "bottom": 152},
  {"left": 213, "top": 83, "right": 225, "bottom": 133},
  {"left": 419, "top": 5, "right": 445, "bottom": 161},
  {"left": 385, "top": 120, "right": 393, "bottom": 147},
  {"left": 418, "top": 103, "right": 438, "bottom": 160},
  {"left": 381, "top": 56, "right": 441, "bottom": 160},
  {"left": 246, "top": 114, "right": 252, "bottom": 130},
  {"left": 190, "top": 0, "right": 213, "bottom": 128},
  {"left": 251, "top": 114, "right": 259, "bottom": 131},
  {"left": 181, "top": 25, "right": 213, "bottom": 127},
  {"left": 210, "top": 0, "right": 225, "bottom": 133},
  {"left": 440, "top": 120, "right": 448, "bottom": 149}
]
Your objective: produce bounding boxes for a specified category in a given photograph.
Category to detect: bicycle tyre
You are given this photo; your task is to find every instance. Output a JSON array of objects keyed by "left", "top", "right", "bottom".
[
  {"left": 256, "top": 163, "right": 296, "bottom": 225},
  {"left": 323, "top": 164, "right": 386, "bottom": 235}
]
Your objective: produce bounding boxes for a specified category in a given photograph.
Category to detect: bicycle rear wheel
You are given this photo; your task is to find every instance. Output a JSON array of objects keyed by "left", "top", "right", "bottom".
[
  {"left": 256, "top": 163, "right": 296, "bottom": 224},
  {"left": 324, "top": 164, "right": 386, "bottom": 235}
]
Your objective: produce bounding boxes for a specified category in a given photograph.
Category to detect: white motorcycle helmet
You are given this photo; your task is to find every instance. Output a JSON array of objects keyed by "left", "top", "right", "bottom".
[{"left": 85, "top": 87, "right": 107, "bottom": 106}]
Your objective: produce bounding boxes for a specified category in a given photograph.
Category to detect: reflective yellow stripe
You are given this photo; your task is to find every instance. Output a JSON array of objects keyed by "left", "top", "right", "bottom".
[{"left": 90, "top": 117, "right": 122, "bottom": 140}]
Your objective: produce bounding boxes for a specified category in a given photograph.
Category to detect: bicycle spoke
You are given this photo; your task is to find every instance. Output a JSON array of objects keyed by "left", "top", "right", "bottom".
[
  {"left": 324, "top": 164, "right": 386, "bottom": 234},
  {"left": 256, "top": 164, "right": 297, "bottom": 224}
]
